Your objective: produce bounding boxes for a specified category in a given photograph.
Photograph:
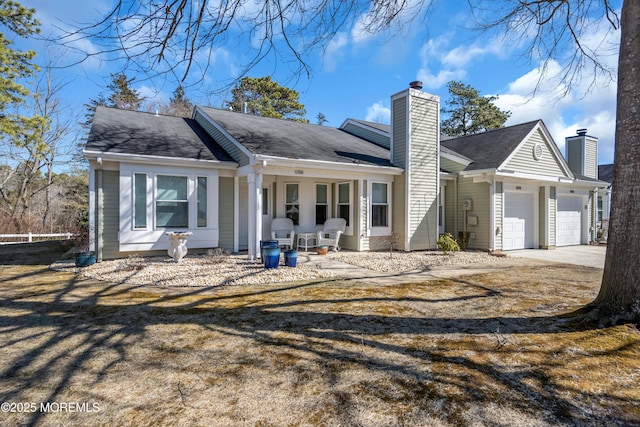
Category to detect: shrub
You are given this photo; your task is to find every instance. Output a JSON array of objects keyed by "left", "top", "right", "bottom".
[{"left": 437, "top": 233, "right": 460, "bottom": 254}]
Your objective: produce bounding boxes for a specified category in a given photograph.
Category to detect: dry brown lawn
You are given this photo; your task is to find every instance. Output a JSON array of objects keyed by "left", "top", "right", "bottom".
[{"left": 1, "top": 261, "right": 639, "bottom": 426}]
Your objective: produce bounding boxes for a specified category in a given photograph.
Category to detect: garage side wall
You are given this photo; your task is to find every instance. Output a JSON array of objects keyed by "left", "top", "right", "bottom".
[{"left": 457, "top": 177, "right": 491, "bottom": 250}]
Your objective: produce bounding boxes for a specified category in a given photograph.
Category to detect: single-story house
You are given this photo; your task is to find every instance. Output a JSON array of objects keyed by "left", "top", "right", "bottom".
[{"left": 85, "top": 83, "right": 608, "bottom": 260}]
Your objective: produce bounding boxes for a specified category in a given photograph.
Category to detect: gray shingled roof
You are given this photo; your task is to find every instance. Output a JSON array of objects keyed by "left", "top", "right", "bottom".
[
  {"left": 598, "top": 164, "right": 614, "bottom": 183},
  {"left": 347, "top": 119, "right": 391, "bottom": 134},
  {"left": 85, "top": 106, "right": 234, "bottom": 162},
  {"left": 198, "top": 107, "right": 394, "bottom": 167},
  {"left": 440, "top": 121, "right": 540, "bottom": 171}
]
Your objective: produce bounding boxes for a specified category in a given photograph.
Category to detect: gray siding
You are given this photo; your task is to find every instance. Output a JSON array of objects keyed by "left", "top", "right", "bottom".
[
  {"left": 342, "top": 123, "right": 390, "bottom": 149},
  {"left": 194, "top": 111, "right": 250, "bottom": 166},
  {"left": 505, "top": 129, "right": 568, "bottom": 177},
  {"left": 566, "top": 138, "right": 583, "bottom": 176},
  {"left": 218, "top": 177, "right": 235, "bottom": 251}
]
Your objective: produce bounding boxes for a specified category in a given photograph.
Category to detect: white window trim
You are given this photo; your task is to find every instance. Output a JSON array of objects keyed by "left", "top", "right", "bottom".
[
  {"left": 132, "top": 173, "right": 149, "bottom": 230},
  {"left": 154, "top": 173, "right": 190, "bottom": 229},
  {"left": 368, "top": 180, "right": 392, "bottom": 236},
  {"left": 196, "top": 175, "right": 208, "bottom": 228},
  {"left": 119, "top": 163, "right": 219, "bottom": 252},
  {"left": 284, "top": 182, "right": 300, "bottom": 226},
  {"left": 337, "top": 181, "right": 353, "bottom": 236}
]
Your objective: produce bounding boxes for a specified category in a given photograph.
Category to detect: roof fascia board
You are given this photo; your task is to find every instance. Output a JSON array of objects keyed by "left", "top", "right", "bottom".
[
  {"left": 83, "top": 150, "right": 238, "bottom": 169},
  {"left": 441, "top": 147, "right": 472, "bottom": 165},
  {"left": 340, "top": 118, "right": 390, "bottom": 138},
  {"left": 194, "top": 106, "right": 257, "bottom": 163}
]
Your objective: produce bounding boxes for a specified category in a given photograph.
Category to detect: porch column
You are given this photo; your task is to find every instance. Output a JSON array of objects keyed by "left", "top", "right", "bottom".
[{"left": 247, "top": 172, "right": 263, "bottom": 260}]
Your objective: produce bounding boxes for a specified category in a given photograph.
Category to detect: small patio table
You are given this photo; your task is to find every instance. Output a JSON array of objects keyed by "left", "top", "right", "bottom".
[{"left": 297, "top": 232, "right": 317, "bottom": 251}]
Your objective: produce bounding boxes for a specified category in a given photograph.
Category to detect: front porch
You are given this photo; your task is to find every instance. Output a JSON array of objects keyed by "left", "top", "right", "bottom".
[{"left": 235, "top": 163, "right": 402, "bottom": 259}]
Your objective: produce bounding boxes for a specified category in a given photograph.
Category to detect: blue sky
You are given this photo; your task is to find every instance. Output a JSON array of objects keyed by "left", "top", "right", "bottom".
[{"left": 18, "top": 0, "right": 621, "bottom": 166}]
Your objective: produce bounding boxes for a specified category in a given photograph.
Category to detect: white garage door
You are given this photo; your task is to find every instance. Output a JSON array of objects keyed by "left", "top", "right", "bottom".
[
  {"left": 557, "top": 196, "right": 582, "bottom": 246},
  {"left": 504, "top": 192, "right": 534, "bottom": 250}
]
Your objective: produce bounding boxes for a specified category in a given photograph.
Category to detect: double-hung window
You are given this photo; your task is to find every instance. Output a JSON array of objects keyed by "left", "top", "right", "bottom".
[
  {"left": 133, "top": 173, "right": 147, "bottom": 229},
  {"left": 315, "top": 184, "right": 328, "bottom": 225},
  {"left": 197, "top": 176, "right": 207, "bottom": 227},
  {"left": 337, "top": 182, "right": 350, "bottom": 227},
  {"left": 371, "top": 182, "right": 389, "bottom": 227},
  {"left": 156, "top": 175, "right": 189, "bottom": 228},
  {"left": 285, "top": 183, "right": 299, "bottom": 225}
]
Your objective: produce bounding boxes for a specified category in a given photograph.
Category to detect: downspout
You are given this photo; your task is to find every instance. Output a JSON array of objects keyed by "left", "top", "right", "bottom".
[{"left": 96, "top": 169, "right": 103, "bottom": 262}]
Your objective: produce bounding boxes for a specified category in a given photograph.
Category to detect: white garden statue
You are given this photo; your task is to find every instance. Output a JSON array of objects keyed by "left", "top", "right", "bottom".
[{"left": 165, "top": 231, "right": 193, "bottom": 262}]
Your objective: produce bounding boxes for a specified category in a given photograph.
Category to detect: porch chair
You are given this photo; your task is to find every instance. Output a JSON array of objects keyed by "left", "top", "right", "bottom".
[
  {"left": 316, "top": 218, "right": 347, "bottom": 251},
  {"left": 271, "top": 218, "right": 296, "bottom": 249}
]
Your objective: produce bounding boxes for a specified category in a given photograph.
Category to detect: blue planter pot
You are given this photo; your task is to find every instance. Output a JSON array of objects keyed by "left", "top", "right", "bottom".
[
  {"left": 284, "top": 250, "right": 298, "bottom": 267},
  {"left": 74, "top": 252, "right": 96, "bottom": 267},
  {"left": 263, "top": 247, "right": 281, "bottom": 269},
  {"left": 261, "top": 240, "right": 279, "bottom": 264}
]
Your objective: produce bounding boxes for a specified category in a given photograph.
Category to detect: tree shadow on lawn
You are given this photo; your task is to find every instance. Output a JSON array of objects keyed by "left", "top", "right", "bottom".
[{"left": 0, "top": 265, "right": 638, "bottom": 426}]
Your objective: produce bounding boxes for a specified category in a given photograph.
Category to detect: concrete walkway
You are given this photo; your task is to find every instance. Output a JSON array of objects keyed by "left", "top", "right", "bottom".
[
  {"left": 296, "top": 245, "right": 607, "bottom": 285},
  {"left": 508, "top": 245, "right": 607, "bottom": 268}
]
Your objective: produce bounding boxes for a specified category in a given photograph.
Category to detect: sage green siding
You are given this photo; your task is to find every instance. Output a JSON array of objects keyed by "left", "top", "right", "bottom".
[
  {"left": 392, "top": 97, "right": 407, "bottom": 167},
  {"left": 505, "top": 129, "right": 568, "bottom": 177},
  {"left": 441, "top": 157, "right": 467, "bottom": 174},
  {"left": 342, "top": 123, "right": 390, "bottom": 149},
  {"left": 584, "top": 137, "right": 598, "bottom": 179},
  {"left": 99, "top": 170, "right": 121, "bottom": 260},
  {"left": 218, "top": 177, "right": 235, "bottom": 251},
  {"left": 194, "top": 110, "right": 249, "bottom": 166},
  {"left": 457, "top": 176, "right": 491, "bottom": 250},
  {"left": 444, "top": 182, "right": 456, "bottom": 236},
  {"left": 392, "top": 172, "right": 406, "bottom": 248},
  {"left": 391, "top": 96, "right": 408, "bottom": 248},
  {"left": 539, "top": 187, "right": 547, "bottom": 247},
  {"left": 407, "top": 95, "right": 439, "bottom": 249}
]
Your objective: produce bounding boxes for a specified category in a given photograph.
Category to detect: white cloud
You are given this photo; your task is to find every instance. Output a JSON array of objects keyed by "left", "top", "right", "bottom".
[
  {"left": 493, "top": 59, "right": 617, "bottom": 163},
  {"left": 322, "top": 32, "right": 349, "bottom": 72},
  {"left": 365, "top": 101, "right": 390, "bottom": 124}
]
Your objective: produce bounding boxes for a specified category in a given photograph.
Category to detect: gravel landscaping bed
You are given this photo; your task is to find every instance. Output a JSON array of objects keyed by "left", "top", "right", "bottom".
[
  {"left": 330, "top": 250, "right": 506, "bottom": 272},
  {"left": 51, "top": 250, "right": 508, "bottom": 287}
]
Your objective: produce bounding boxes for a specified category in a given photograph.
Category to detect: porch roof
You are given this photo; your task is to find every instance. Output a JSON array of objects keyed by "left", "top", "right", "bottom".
[{"left": 198, "top": 106, "right": 394, "bottom": 168}]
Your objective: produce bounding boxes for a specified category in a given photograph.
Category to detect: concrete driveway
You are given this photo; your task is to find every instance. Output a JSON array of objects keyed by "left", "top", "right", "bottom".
[{"left": 509, "top": 245, "right": 607, "bottom": 268}]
